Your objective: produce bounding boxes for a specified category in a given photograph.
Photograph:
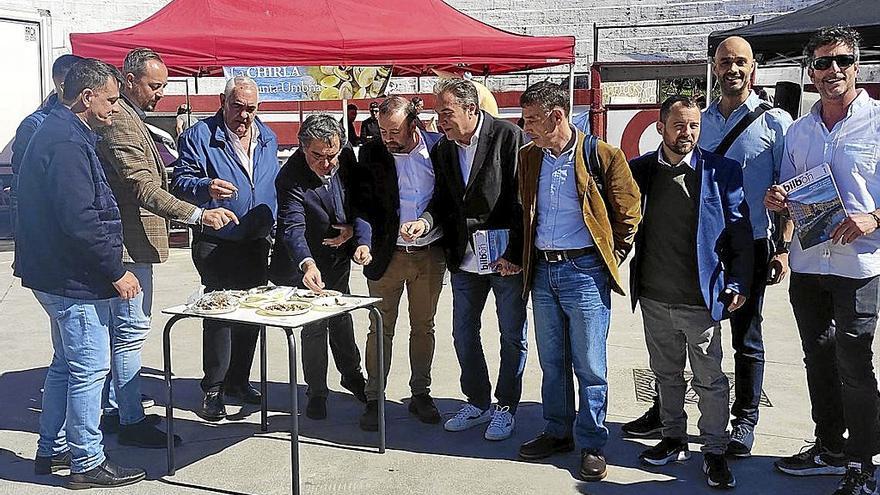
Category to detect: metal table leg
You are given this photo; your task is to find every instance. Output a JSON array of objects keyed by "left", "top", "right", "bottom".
[
  {"left": 284, "top": 328, "right": 299, "bottom": 495},
  {"left": 367, "top": 306, "right": 386, "bottom": 453},
  {"left": 260, "top": 325, "right": 268, "bottom": 432},
  {"left": 163, "top": 314, "right": 187, "bottom": 476}
]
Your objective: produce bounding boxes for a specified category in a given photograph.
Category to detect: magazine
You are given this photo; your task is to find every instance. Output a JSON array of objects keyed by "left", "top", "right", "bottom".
[
  {"left": 781, "top": 164, "right": 847, "bottom": 250},
  {"left": 472, "top": 229, "right": 510, "bottom": 274}
]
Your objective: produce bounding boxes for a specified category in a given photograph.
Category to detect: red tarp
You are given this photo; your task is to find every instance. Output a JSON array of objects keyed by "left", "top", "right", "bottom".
[{"left": 70, "top": 0, "right": 575, "bottom": 77}]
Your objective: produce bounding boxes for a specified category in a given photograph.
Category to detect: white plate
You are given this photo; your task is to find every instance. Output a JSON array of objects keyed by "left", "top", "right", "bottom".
[
  {"left": 240, "top": 294, "right": 275, "bottom": 308},
  {"left": 190, "top": 304, "right": 239, "bottom": 315},
  {"left": 289, "top": 289, "right": 342, "bottom": 301},
  {"left": 257, "top": 301, "right": 312, "bottom": 317},
  {"left": 311, "top": 296, "right": 356, "bottom": 311}
]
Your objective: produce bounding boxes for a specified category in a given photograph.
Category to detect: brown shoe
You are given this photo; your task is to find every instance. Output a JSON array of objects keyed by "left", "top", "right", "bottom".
[
  {"left": 408, "top": 393, "right": 441, "bottom": 424},
  {"left": 519, "top": 433, "right": 575, "bottom": 460},
  {"left": 579, "top": 449, "right": 607, "bottom": 481}
]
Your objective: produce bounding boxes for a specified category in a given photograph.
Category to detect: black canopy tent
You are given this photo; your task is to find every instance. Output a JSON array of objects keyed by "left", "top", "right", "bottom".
[{"left": 707, "top": 0, "right": 880, "bottom": 64}]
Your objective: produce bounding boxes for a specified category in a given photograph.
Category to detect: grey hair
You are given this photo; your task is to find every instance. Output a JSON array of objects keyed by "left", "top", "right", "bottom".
[
  {"left": 434, "top": 78, "right": 479, "bottom": 110},
  {"left": 298, "top": 114, "right": 347, "bottom": 148},
  {"left": 123, "top": 48, "right": 163, "bottom": 78},
  {"left": 378, "top": 96, "right": 418, "bottom": 125},
  {"left": 224, "top": 75, "right": 259, "bottom": 99},
  {"left": 62, "top": 58, "right": 122, "bottom": 104}
]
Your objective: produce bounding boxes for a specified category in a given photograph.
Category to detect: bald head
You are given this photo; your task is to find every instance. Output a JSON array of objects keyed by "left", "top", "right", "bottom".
[{"left": 714, "top": 36, "right": 755, "bottom": 99}]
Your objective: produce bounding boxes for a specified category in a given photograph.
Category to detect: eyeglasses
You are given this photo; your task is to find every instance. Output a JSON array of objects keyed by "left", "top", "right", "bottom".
[{"left": 810, "top": 54, "right": 856, "bottom": 70}]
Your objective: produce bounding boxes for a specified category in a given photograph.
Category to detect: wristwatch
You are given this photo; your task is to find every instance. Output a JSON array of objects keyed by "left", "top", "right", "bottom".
[
  {"left": 774, "top": 240, "right": 791, "bottom": 255},
  {"left": 871, "top": 212, "right": 880, "bottom": 229}
]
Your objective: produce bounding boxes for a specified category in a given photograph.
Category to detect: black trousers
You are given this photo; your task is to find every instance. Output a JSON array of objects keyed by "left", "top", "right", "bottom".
[
  {"left": 271, "top": 256, "right": 363, "bottom": 399},
  {"left": 789, "top": 272, "right": 880, "bottom": 464},
  {"left": 192, "top": 235, "right": 270, "bottom": 393}
]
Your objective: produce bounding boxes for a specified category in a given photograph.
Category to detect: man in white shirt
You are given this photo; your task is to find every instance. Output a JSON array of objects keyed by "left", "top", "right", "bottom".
[
  {"left": 353, "top": 96, "right": 446, "bottom": 431},
  {"left": 407, "top": 78, "right": 527, "bottom": 442},
  {"left": 765, "top": 26, "right": 880, "bottom": 495}
]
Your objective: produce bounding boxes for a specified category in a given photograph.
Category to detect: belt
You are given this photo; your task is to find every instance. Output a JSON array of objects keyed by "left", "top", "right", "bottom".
[
  {"left": 537, "top": 247, "right": 595, "bottom": 263},
  {"left": 395, "top": 244, "right": 431, "bottom": 253}
]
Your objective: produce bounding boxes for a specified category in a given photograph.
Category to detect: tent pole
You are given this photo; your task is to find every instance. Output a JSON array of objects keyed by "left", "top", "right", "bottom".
[
  {"left": 705, "top": 62, "right": 712, "bottom": 105},
  {"left": 568, "top": 63, "right": 575, "bottom": 122},
  {"left": 342, "top": 98, "right": 349, "bottom": 145},
  {"left": 185, "top": 79, "right": 192, "bottom": 127},
  {"left": 798, "top": 65, "right": 806, "bottom": 117}
]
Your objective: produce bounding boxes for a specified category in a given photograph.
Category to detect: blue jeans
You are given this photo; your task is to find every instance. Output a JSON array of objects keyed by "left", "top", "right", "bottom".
[
  {"left": 33, "top": 290, "right": 111, "bottom": 473},
  {"left": 450, "top": 271, "right": 528, "bottom": 413},
  {"left": 531, "top": 252, "right": 611, "bottom": 451},
  {"left": 102, "top": 263, "right": 152, "bottom": 425}
]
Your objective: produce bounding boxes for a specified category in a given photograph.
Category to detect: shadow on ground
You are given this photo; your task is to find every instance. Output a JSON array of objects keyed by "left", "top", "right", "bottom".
[{"left": 0, "top": 365, "right": 839, "bottom": 495}]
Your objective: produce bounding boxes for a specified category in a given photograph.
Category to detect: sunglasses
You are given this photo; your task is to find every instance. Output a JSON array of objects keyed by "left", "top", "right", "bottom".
[{"left": 810, "top": 54, "right": 856, "bottom": 70}]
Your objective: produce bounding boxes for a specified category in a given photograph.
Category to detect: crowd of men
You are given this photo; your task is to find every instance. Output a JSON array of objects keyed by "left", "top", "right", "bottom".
[{"left": 9, "top": 24, "right": 880, "bottom": 495}]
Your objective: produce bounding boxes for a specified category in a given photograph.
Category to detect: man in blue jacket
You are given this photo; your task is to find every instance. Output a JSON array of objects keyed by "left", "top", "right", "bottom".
[
  {"left": 15, "top": 58, "right": 146, "bottom": 489},
  {"left": 10, "top": 54, "right": 83, "bottom": 238},
  {"left": 173, "top": 75, "right": 279, "bottom": 421},
  {"left": 628, "top": 96, "right": 753, "bottom": 489}
]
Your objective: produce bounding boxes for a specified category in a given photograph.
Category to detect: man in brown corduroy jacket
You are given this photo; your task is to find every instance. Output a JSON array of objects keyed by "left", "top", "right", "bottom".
[{"left": 515, "top": 81, "right": 641, "bottom": 482}]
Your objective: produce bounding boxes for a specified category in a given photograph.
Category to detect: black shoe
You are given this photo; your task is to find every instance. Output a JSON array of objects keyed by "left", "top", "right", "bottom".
[
  {"left": 833, "top": 463, "right": 878, "bottom": 495},
  {"left": 580, "top": 449, "right": 608, "bottom": 481},
  {"left": 341, "top": 374, "right": 367, "bottom": 403},
  {"left": 100, "top": 413, "right": 161, "bottom": 434},
  {"left": 306, "top": 396, "right": 327, "bottom": 420},
  {"left": 408, "top": 393, "right": 441, "bottom": 424},
  {"left": 66, "top": 459, "right": 146, "bottom": 490},
  {"left": 621, "top": 399, "right": 662, "bottom": 438},
  {"left": 34, "top": 451, "right": 71, "bottom": 475},
  {"left": 119, "top": 419, "right": 182, "bottom": 449},
  {"left": 703, "top": 452, "right": 736, "bottom": 488},
  {"left": 360, "top": 400, "right": 379, "bottom": 432},
  {"left": 519, "top": 433, "right": 575, "bottom": 460},
  {"left": 640, "top": 437, "right": 691, "bottom": 466},
  {"left": 224, "top": 384, "right": 262, "bottom": 405},
  {"left": 196, "top": 391, "right": 226, "bottom": 422}
]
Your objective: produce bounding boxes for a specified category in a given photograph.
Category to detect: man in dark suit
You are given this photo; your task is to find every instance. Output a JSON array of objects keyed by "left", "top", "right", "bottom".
[
  {"left": 269, "top": 114, "right": 370, "bottom": 420},
  {"left": 352, "top": 96, "right": 446, "bottom": 432},
  {"left": 407, "top": 78, "right": 526, "bottom": 442},
  {"left": 628, "top": 96, "right": 753, "bottom": 489}
]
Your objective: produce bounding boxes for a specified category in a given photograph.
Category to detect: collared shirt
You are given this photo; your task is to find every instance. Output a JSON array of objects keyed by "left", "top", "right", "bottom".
[
  {"left": 122, "top": 93, "right": 147, "bottom": 121},
  {"left": 780, "top": 90, "right": 880, "bottom": 278},
  {"left": 700, "top": 91, "right": 792, "bottom": 239},
  {"left": 535, "top": 127, "right": 594, "bottom": 250},
  {"left": 454, "top": 112, "right": 484, "bottom": 273},
  {"left": 393, "top": 129, "right": 442, "bottom": 246},
  {"left": 224, "top": 122, "right": 260, "bottom": 180},
  {"left": 455, "top": 112, "right": 484, "bottom": 187}
]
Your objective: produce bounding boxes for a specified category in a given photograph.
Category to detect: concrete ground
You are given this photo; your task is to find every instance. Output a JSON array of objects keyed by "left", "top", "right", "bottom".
[{"left": 0, "top": 247, "right": 866, "bottom": 494}]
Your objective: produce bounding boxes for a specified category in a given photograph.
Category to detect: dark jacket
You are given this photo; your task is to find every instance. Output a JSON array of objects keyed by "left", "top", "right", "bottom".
[
  {"left": 354, "top": 130, "right": 444, "bottom": 280},
  {"left": 172, "top": 111, "right": 278, "bottom": 241},
  {"left": 519, "top": 132, "right": 641, "bottom": 296},
  {"left": 422, "top": 111, "right": 524, "bottom": 271},
  {"left": 269, "top": 147, "right": 370, "bottom": 286},
  {"left": 629, "top": 147, "right": 754, "bottom": 322},
  {"left": 14, "top": 105, "right": 125, "bottom": 300},
  {"left": 360, "top": 117, "right": 381, "bottom": 145}
]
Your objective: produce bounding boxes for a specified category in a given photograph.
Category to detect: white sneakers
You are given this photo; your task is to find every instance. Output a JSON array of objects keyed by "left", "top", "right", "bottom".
[
  {"left": 444, "top": 404, "right": 514, "bottom": 441},
  {"left": 484, "top": 405, "right": 514, "bottom": 441}
]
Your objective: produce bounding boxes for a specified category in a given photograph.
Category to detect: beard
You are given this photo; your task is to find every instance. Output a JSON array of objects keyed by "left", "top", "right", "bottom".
[{"left": 668, "top": 139, "right": 695, "bottom": 156}]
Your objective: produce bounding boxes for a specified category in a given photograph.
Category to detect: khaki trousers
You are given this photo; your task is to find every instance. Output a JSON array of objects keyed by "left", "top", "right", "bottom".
[{"left": 365, "top": 245, "right": 446, "bottom": 400}]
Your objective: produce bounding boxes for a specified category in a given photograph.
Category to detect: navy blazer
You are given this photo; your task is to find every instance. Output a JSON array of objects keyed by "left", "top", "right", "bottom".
[
  {"left": 353, "top": 130, "right": 443, "bottom": 281},
  {"left": 628, "top": 147, "right": 754, "bottom": 321},
  {"left": 269, "top": 147, "right": 370, "bottom": 286},
  {"left": 422, "top": 111, "right": 525, "bottom": 271}
]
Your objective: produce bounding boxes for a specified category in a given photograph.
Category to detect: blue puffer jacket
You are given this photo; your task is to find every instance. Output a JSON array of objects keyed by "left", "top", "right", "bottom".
[
  {"left": 172, "top": 112, "right": 279, "bottom": 241},
  {"left": 14, "top": 105, "right": 125, "bottom": 300}
]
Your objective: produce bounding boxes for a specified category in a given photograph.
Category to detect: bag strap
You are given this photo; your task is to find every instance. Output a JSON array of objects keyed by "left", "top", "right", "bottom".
[
  {"left": 713, "top": 102, "right": 772, "bottom": 157},
  {"left": 582, "top": 134, "right": 608, "bottom": 203}
]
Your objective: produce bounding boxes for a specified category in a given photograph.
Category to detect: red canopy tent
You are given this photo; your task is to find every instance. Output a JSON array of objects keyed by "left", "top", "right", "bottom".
[{"left": 69, "top": 0, "right": 575, "bottom": 77}]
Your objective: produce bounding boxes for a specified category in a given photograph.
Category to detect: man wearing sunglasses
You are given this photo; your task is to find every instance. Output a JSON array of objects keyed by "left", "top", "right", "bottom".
[{"left": 765, "top": 26, "right": 880, "bottom": 495}]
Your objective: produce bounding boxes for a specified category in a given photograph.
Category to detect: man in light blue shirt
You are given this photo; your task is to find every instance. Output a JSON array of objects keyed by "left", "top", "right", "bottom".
[{"left": 766, "top": 27, "right": 880, "bottom": 494}]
